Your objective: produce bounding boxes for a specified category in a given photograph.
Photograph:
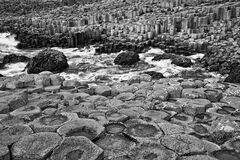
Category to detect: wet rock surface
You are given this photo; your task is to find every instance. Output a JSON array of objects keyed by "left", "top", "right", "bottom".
[
  {"left": 0, "top": 73, "right": 240, "bottom": 159},
  {"left": 26, "top": 48, "right": 69, "bottom": 74},
  {"left": 11, "top": 132, "right": 62, "bottom": 160},
  {"left": 114, "top": 51, "right": 140, "bottom": 66},
  {"left": 50, "top": 136, "right": 103, "bottom": 160}
]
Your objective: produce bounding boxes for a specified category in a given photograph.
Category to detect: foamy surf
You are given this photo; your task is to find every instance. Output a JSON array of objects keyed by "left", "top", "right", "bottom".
[
  {"left": 0, "top": 62, "right": 27, "bottom": 77},
  {"left": 0, "top": 32, "right": 211, "bottom": 82}
]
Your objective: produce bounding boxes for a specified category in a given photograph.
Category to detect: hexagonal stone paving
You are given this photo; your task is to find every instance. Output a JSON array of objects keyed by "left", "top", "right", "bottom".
[
  {"left": 30, "top": 112, "right": 79, "bottom": 132},
  {"left": 95, "top": 134, "right": 137, "bottom": 159},
  {"left": 10, "top": 105, "right": 41, "bottom": 120},
  {"left": 0, "top": 144, "right": 10, "bottom": 160},
  {"left": 181, "top": 155, "right": 218, "bottom": 160},
  {"left": 0, "top": 125, "right": 33, "bottom": 146},
  {"left": 124, "top": 119, "right": 163, "bottom": 142},
  {"left": 50, "top": 136, "right": 103, "bottom": 160},
  {"left": 57, "top": 118, "right": 105, "bottom": 140},
  {"left": 127, "top": 142, "right": 177, "bottom": 160},
  {"left": 161, "top": 134, "right": 205, "bottom": 155},
  {"left": 11, "top": 132, "right": 62, "bottom": 160}
]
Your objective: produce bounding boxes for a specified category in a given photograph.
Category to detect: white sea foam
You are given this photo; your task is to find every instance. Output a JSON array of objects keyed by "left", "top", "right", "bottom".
[
  {"left": 0, "top": 62, "right": 26, "bottom": 77},
  {"left": 0, "top": 32, "right": 209, "bottom": 81},
  {"left": 0, "top": 33, "right": 19, "bottom": 47}
]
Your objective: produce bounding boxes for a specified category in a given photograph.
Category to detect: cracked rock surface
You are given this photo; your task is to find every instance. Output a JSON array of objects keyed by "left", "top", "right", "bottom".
[{"left": 1, "top": 73, "right": 240, "bottom": 159}]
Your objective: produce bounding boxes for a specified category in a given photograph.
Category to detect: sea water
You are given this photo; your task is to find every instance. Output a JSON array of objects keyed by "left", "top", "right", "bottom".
[{"left": 0, "top": 32, "right": 205, "bottom": 82}]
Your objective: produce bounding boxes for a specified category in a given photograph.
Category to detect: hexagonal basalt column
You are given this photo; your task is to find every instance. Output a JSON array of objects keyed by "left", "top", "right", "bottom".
[
  {"left": 0, "top": 125, "right": 33, "bottom": 146},
  {"left": 50, "top": 136, "right": 103, "bottom": 160},
  {"left": 124, "top": 119, "right": 163, "bottom": 142},
  {"left": 182, "top": 88, "right": 206, "bottom": 99},
  {"left": 220, "top": 96, "right": 240, "bottom": 110},
  {"left": 95, "top": 134, "right": 136, "bottom": 159},
  {"left": 222, "top": 136, "right": 240, "bottom": 152},
  {"left": 10, "top": 105, "right": 41, "bottom": 120},
  {"left": 183, "top": 99, "right": 212, "bottom": 116},
  {"left": 161, "top": 134, "right": 205, "bottom": 155},
  {"left": 212, "top": 150, "right": 240, "bottom": 160},
  {"left": 11, "top": 132, "right": 62, "bottom": 160},
  {"left": 57, "top": 118, "right": 104, "bottom": 140},
  {"left": 127, "top": 142, "right": 177, "bottom": 160},
  {"left": 181, "top": 155, "right": 218, "bottom": 160},
  {"left": 30, "top": 112, "right": 79, "bottom": 132},
  {"left": 0, "top": 145, "right": 10, "bottom": 160}
]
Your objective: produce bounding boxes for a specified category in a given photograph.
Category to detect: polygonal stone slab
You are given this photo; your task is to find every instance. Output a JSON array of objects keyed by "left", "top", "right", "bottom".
[
  {"left": 161, "top": 134, "right": 205, "bottom": 155},
  {"left": 212, "top": 150, "right": 240, "bottom": 160},
  {"left": 44, "top": 86, "right": 61, "bottom": 93},
  {"left": 0, "top": 101, "right": 9, "bottom": 114},
  {"left": 202, "top": 139, "right": 221, "bottom": 154},
  {"left": 0, "top": 115, "right": 28, "bottom": 127},
  {"left": 95, "top": 134, "right": 136, "bottom": 159},
  {"left": 181, "top": 155, "right": 218, "bottom": 160},
  {"left": 222, "top": 136, "right": 240, "bottom": 152},
  {"left": 183, "top": 99, "right": 211, "bottom": 116},
  {"left": 10, "top": 105, "right": 41, "bottom": 120},
  {"left": 115, "top": 92, "right": 135, "bottom": 101},
  {"left": 30, "top": 112, "right": 79, "bottom": 132},
  {"left": 50, "top": 136, "right": 103, "bottom": 160},
  {"left": 57, "top": 118, "right": 104, "bottom": 140},
  {"left": 34, "top": 74, "right": 51, "bottom": 87},
  {"left": 94, "top": 85, "right": 112, "bottom": 97},
  {"left": 182, "top": 88, "right": 206, "bottom": 99},
  {"left": 147, "top": 90, "right": 169, "bottom": 101},
  {"left": 12, "top": 132, "right": 62, "bottom": 160},
  {"left": 158, "top": 122, "right": 193, "bottom": 135},
  {"left": 162, "top": 101, "right": 183, "bottom": 113},
  {"left": 124, "top": 119, "right": 163, "bottom": 142},
  {"left": 204, "top": 89, "right": 223, "bottom": 102},
  {"left": 170, "top": 113, "right": 194, "bottom": 126},
  {"left": 141, "top": 110, "right": 171, "bottom": 122},
  {"left": 0, "top": 125, "right": 33, "bottom": 146},
  {"left": 8, "top": 91, "right": 28, "bottom": 111},
  {"left": 105, "top": 110, "right": 129, "bottom": 122},
  {"left": 166, "top": 85, "right": 183, "bottom": 98},
  {"left": 220, "top": 96, "right": 240, "bottom": 110},
  {"left": 128, "top": 142, "right": 177, "bottom": 160},
  {"left": 0, "top": 144, "right": 10, "bottom": 160},
  {"left": 49, "top": 74, "right": 64, "bottom": 86},
  {"left": 105, "top": 122, "right": 126, "bottom": 134}
]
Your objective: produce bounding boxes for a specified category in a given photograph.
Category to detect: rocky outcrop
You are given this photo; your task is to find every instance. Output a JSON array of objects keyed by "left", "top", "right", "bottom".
[
  {"left": 2, "top": 54, "right": 30, "bottom": 65},
  {"left": 0, "top": 72, "right": 239, "bottom": 159},
  {"left": 153, "top": 53, "right": 193, "bottom": 67},
  {"left": 50, "top": 136, "right": 103, "bottom": 160},
  {"left": 114, "top": 51, "right": 140, "bottom": 66},
  {"left": 11, "top": 132, "right": 62, "bottom": 160},
  {"left": 224, "top": 62, "right": 240, "bottom": 83},
  {"left": 143, "top": 71, "right": 164, "bottom": 79},
  {"left": 26, "top": 48, "right": 68, "bottom": 74},
  {"left": 0, "top": 54, "right": 30, "bottom": 69}
]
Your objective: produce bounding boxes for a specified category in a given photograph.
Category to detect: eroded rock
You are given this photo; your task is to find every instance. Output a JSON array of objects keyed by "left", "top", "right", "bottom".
[{"left": 12, "top": 132, "right": 62, "bottom": 160}]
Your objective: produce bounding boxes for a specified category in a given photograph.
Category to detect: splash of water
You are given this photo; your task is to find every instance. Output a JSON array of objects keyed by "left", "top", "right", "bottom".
[{"left": 0, "top": 32, "right": 19, "bottom": 47}]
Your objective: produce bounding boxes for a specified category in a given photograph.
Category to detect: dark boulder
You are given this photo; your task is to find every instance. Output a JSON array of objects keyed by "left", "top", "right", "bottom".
[
  {"left": 152, "top": 54, "right": 174, "bottom": 61},
  {"left": 114, "top": 51, "right": 140, "bottom": 66},
  {"left": 171, "top": 56, "right": 193, "bottom": 67},
  {"left": 224, "top": 62, "right": 240, "bottom": 83},
  {"left": 152, "top": 53, "right": 193, "bottom": 67},
  {"left": 143, "top": 71, "right": 164, "bottom": 79},
  {"left": 26, "top": 48, "right": 68, "bottom": 74},
  {"left": 2, "top": 54, "right": 30, "bottom": 64}
]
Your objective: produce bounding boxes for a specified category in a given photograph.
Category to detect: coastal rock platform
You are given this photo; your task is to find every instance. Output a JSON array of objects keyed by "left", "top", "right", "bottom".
[{"left": 0, "top": 72, "right": 240, "bottom": 160}]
